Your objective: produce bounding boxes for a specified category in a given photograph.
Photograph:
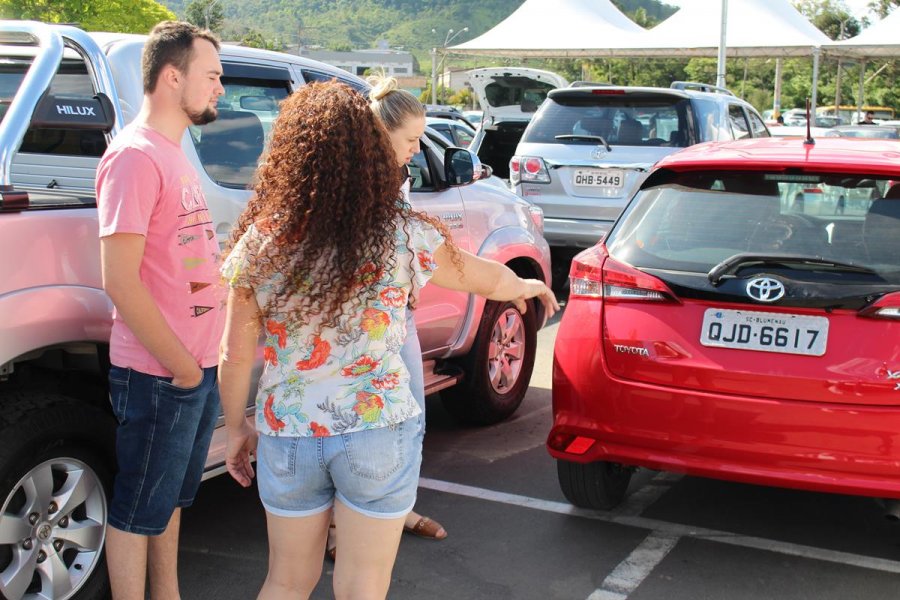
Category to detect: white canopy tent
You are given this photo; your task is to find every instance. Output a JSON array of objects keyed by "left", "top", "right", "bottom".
[
  {"left": 449, "top": 0, "right": 644, "bottom": 58},
  {"left": 450, "top": 0, "right": 829, "bottom": 58},
  {"left": 825, "top": 8, "right": 900, "bottom": 59},
  {"left": 611, "top": 0, "right": 831, "bottom": 58},
  {"left": 450, "top": 0, "right": 832, "bottom": 117},
  {"left": 823, "top": 9, "right": 900, "bottom": 123}
]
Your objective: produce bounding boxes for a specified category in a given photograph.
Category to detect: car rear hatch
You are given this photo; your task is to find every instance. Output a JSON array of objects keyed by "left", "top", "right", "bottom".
[
  {"left": 468, "top": 67, "right": 568, "bottom": 123},
  {"left": 581, "top": 168, "right": 900, "bottom": 406},
  {"left": 514, "top": 88, "right": 693, "bottom": 221}
]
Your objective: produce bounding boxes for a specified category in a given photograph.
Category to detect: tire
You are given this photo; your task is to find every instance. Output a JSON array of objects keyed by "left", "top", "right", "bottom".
[
  {"left": 557, "top": 459, "right": 632, "bottom": 510},
  {"left": 441, "top": 299, "right": 538, "bottom": 425},
  {"left": 0, "top": 393, "right": 116, "bottom": 600}
]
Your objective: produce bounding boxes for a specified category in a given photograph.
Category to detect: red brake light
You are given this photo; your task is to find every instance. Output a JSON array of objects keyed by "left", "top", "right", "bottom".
[
  {"left": 568, "top": 244, "right": 607, "bottom": 298},
  {"left": 524, "top": 158, "right": 542, "bottom": 174},
  {"left": 591, "top": 89, "right": 626, "bottom": 95},
  {"left": 859, "top": 291, "right": 900, "bottom": 320},
  {"left": 602, "top": 258, "right": 679, "bottom": 303},
  {"left": 568, "top": 246, "right": 678, "bottom": 302}
]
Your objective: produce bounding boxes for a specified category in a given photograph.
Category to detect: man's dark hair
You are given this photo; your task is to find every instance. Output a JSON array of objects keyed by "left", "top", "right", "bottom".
[{"left": 142, "top": 21, "right": 220, "bottom": 94}]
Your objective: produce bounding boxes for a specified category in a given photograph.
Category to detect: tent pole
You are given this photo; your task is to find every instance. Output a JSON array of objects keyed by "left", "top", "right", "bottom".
[
  {"left": 810, "top": 47, "right": 820, "bottom": 120},
  {"left": 857, "top": 59, "right": 865, "bottom": 123},
  {"left": 773, "top": 57, "right": 782, "bottom": 119},
  {"left": 430, "top": 47, "right": 437, "bottom": 105},
  {"left": 716, "top": 0, "right": 728, "bottom": 88}
]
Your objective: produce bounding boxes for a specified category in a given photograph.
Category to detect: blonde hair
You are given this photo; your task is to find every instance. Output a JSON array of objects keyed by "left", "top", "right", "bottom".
[{"left": 366, "top": 73, "right": 425, "bottom": 132}]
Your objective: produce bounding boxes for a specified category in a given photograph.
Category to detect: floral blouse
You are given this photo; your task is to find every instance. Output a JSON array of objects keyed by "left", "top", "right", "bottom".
[{"left": 221, "top": 218, "right": 443, "bottom": 437}]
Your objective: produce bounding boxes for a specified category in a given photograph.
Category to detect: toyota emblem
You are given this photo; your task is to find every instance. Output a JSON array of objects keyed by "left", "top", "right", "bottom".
[
  {"left": 746, "top": 277, "right": 785, "bottom": 302},
  {"left": 591, "top": 147, "right": 607, "bottom": 159}
]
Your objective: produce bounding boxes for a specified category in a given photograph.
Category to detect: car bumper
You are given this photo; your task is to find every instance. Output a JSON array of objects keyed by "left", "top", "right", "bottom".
[
  {"left": 542, "top": 217, "right": 613, "bottom": 249},
  {"left": 548, "top": 298, "right": 900, "bottom": 499}
]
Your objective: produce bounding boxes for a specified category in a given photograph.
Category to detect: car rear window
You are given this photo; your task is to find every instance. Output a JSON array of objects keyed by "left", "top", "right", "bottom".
[
  {"left": 521, "top": 93, "right": 692, "bottom": 147},
  {"left": 606, "top": 170, "right": 900, "bottom": 281}
]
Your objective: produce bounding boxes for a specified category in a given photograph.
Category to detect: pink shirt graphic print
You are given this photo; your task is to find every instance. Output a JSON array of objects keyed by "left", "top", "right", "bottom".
[{"left": 97, "top": 124, "right": 224, "bottom": 376}]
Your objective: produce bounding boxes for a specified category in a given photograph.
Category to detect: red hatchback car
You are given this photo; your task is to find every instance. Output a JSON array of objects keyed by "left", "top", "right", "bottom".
[{"left": 548, "top": 136, "right": 900, "bottom": 510}]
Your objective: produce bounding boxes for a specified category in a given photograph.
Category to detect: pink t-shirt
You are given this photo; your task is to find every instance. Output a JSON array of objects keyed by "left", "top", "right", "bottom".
[{"left": 96, "top": 123, "right": 224, "bottom": 376}]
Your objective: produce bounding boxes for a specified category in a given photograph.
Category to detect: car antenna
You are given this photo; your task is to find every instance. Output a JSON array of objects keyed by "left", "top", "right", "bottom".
[{"left": 804, "top": 97, "right": 815, "bottom": 146}]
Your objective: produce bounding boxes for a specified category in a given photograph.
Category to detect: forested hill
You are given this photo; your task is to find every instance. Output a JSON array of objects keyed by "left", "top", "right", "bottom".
[{"left": 163, "top": 0, "right": 677, "bottom": 52}]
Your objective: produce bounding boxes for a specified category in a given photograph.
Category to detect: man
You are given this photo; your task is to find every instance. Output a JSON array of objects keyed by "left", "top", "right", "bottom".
[
  {"left": 96, "top": 21, "right": 225, "bottom": 600},
  {"left": 860, "top": 110, "right": 876, "bottom": 125}
]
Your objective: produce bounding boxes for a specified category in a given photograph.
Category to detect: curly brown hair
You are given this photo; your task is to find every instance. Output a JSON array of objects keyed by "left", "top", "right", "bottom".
[{"left": 228, "top": 81, "right": 454, "bottom": 327}]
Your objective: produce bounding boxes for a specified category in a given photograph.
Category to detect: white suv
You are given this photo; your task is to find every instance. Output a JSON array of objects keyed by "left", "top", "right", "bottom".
[{"left": 510, "top": 81, "right": 770, "bottom": 286}]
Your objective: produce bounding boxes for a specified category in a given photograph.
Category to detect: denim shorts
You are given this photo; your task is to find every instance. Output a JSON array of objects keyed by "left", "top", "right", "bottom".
[
  {"left": 107, "top": 365, "right": 220, "bottom": 535},
  {"left": 256, "top": 414, "right": 422, "bottom": 520}
]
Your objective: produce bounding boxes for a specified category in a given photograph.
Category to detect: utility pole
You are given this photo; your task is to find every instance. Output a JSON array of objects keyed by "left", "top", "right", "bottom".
[{"left": 430, "top": 27, "right": 468, "bottom": 106}]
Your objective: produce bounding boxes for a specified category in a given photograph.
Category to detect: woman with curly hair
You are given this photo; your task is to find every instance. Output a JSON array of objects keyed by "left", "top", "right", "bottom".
[
  {"left": 218, "top": 81, "right": 557, "bottom": 600},
  {"left": 325, "top": 73, "right": 449, "bottom": 560}
]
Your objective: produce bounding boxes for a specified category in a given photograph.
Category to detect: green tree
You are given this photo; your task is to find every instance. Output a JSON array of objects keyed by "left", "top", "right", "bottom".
[
  {"left": 0, "top": 0, "right": 175, "bottom": 33},
  {"left": 184, "top": 0, "right": 225, "bottom": 32},
  {"left": 867, "top": 0, "right": 900, "bottom": 18},
  {"left": 793, "top": 0, "right": 860, "bottom": 39}
]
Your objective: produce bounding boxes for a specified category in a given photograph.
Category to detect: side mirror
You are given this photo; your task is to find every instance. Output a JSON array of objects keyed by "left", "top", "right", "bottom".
[{"left": 444, "top": 147, "right": 482, "bottom": 187}]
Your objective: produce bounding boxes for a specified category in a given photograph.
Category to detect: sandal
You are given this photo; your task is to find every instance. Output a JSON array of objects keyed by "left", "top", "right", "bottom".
[{"left": 403, "top": 516, "right": 448, "bottom": 540}]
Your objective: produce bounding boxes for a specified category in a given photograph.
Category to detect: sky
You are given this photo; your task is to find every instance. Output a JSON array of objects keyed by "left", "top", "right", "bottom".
[{"left": 664, "top": 0, "right": 879, "bottom": 23}]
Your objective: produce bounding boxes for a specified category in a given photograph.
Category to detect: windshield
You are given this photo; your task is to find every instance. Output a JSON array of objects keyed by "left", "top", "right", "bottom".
[
  {"left": 606, "top": 170, "right": 900, "bottom": 281},
  {"left": 521, "top": 94, "right": 692, "bottom": 147}
]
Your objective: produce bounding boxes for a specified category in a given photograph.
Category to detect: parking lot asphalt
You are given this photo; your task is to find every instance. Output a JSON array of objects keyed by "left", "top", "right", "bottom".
[{"left": 179, "top": 303, "right": 900, "bottom": 599}]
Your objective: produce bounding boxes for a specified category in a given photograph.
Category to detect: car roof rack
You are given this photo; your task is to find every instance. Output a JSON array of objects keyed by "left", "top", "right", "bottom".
[
  {"left": 568, "top": 81, "right": 613, "bottom": 88},
  {"left": 670, "top": 81, "right": 735, "bottom": 96}
]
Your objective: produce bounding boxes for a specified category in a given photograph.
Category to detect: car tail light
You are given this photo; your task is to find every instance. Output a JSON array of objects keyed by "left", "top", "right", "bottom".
[
  {"left": 510, "top": 156, "right": 551, "bottom": 184},
  {"left": 569, "top": 244, "right": 678, "bottom": 303},
  {"left": 509, "top": 155, "right": 521, "bottom": 185},
  {"left": 858, "top": 291, "right": 900, "bottom": 320},
  {"left": 603, "top": 258, "right": 679, "bottom": 303},
  {"left": 591, "top": 89, "right": 626, "bottom": 95},
  {"left": 569, "top": 244, "right": 607, "bottom": 299}
]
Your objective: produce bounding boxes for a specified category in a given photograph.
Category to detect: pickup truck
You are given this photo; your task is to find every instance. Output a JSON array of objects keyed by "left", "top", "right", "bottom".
[{"left": 0, "top": 21, "right": 550, "bottom": 600}]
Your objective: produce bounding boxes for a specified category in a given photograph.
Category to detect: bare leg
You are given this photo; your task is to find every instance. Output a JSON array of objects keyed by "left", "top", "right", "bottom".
[
  {"left": 258, "top": 509, "right": 331, "bottom": 600},
  {"left": 148, "top": 508, "right": 181, "bottom": 600},
  {"left": 105, "top": 526, "right": 148, "bottom": 600},
  {"left": 332, "top": 500, "right": 405, "bottom": 600}
]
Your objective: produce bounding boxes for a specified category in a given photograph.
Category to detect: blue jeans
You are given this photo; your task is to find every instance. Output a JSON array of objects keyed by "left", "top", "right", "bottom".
[{"left": 107, "top": 365, "right": 220, "bottom": 535}]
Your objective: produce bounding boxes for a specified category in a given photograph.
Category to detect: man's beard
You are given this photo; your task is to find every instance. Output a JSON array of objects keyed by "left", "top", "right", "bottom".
[{"left": 182, "top": 99, "right": 218, "bottom": 126}]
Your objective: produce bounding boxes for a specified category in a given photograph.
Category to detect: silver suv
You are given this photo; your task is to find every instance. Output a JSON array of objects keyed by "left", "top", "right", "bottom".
[{"left": 509, "top": 82, "right": 770, "bottom": 286}]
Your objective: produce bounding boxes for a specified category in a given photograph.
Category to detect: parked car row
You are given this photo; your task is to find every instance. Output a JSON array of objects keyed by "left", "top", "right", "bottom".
[{"left": 432, "top": 67, "right": 900, "bottom": 518}]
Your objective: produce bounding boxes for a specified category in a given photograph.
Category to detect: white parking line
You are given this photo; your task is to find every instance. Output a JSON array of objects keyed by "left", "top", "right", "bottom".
[
  {"left": 418, "top": 477, "right": 900, "bottom": 576},
  {"left": 587, "top": 532, "right": 680, "bottom": 600}
]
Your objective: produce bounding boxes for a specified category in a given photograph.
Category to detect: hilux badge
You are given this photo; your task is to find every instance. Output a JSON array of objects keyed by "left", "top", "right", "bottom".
[{"left": 746, "top": 277, "right": 785, "bottom": 302}]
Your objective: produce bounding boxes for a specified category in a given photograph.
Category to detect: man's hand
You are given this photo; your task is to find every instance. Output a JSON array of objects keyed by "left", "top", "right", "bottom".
[
  {"left": 225, "top": 419, "right": 258, "bottom": 488},
  {"left": 171, "top": 365, "right": 204, "bottom": 389}
]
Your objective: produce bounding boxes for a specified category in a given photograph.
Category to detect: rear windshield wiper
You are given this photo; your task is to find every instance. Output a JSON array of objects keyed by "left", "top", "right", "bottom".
[
  {"left": 555, "top": 134, "right": 611, "bottom": 152},
  {"left": 708, "top": 253, "right": 878, "bottom": 285}
]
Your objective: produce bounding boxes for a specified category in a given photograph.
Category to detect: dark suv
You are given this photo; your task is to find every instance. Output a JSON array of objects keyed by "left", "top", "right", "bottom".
[{"left": 510, "top": 82, "right": 770, "bottom": 285}]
